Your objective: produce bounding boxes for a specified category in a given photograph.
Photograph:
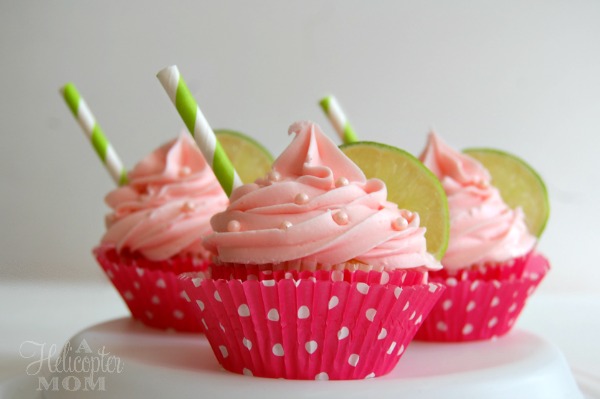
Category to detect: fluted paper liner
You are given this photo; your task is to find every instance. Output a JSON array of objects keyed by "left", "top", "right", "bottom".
[
  {"left": 210, "top": 262, "right": 429, "bottom": 286},
  {"left": 416, "top": 252, "right": 550, "bottom": 342},
  {"left": 94, "top": 245, "right": 209, "bottom": 333},
  {"left": 182, "top": 269, "right": 444, "bottom": 380}
]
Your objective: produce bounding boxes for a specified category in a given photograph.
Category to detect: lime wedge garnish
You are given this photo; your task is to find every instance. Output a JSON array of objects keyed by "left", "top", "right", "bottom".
[
  {"left": 464, "top": 148, "right": 549, "bottom": 237},
  {"left": 215, "top": 130, "right": 274, "bottom": 184},
  {"left": 341, "top": 141, "right": 449, "bottom": 260}
]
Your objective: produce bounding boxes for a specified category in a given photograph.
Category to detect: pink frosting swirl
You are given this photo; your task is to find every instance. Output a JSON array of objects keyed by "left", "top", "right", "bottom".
[
  {"left": 419, "top": 133, "right": 536, "bottom": 271},
  {"left": 204, "top": 122, "right": 441, "bottom": 271},
  {"left": 102, "top": 133, "right": 228, "bottom": 261}
]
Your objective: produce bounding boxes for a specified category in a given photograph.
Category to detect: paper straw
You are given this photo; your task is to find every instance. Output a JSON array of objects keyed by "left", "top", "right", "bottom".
[
  {"left": 60, "top": 83, "right": 128, "bottom": 185},
  {"left": 319, "top": 95, "right": 358, "bottom": 144},
  {"left": 156, "top": 65, "right": 242, "bottom": 197}
]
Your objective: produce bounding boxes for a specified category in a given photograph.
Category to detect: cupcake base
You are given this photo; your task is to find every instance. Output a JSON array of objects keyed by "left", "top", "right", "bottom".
[
  {"left": 415, "top": 252, "right": 550, "bottom": 342},
  {"left": 94, "top": 245, "right": 210, "bottom": 333},
  {"left": 183, "top": 269, "right": 443, "bottom": 380}
]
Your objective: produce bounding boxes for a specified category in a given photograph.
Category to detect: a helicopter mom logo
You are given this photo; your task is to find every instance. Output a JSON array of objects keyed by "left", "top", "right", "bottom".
[{"left": 19, "top": 339, "right": 124, "bottom": 392}]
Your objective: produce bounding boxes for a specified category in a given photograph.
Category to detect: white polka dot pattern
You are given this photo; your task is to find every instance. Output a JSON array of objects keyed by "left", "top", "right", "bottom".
[
  {"left": 297, "top": 306, "right": 310, "bottom": 319},
  {"left": 219, "top": 346, "right": 228, "bottom": 358},
  {"left": 328, "top": 296, "right": 339, "bottom": 309},
  {"left": 356, "top": 283, "right": 369, "bottom": 294},
  {"left": 337, "top": 327, "right": 349, "bottom": 340},
  {"left": 442, "top": 299, "right": 453, "bottom": 310},
  {"left": 267, "top": 308, "right": 280, "bottom": 321},
  {"left": 305, "top": 341, "right": 318, "bottom": 354},
  {"left": 462, "top": 324, "right": 474, "bottom": 335},
  {"left": 365, "top": 308, "right": 377, "bottom": 321},
  {"left": 95, "top": 246, "right": 210, "bottom": 334},
  {"left": 272, "top": 344, "right": 284, "bottom": 357},
  {"left": 192, "top": 277, "right": 203, "bottom": 287},
  {"left": 386, "top": 342, "right": 396, "bottom": 355},
  {"left": 315, "top": 372, "right": 329, "bottom": 380},
  {"left": 238, "top": 304, "right": 250, "bottom": 317},
  {"left": 466, "top": 301, "right": 476, "bottom": 312},
  {"left": 173, "top": 310, "right": 184, "bottom": 319},
  {"left": 180, "top": 290, "right": 190, "bottom": 302},
  {"left": 416, "top": 253, "right": 549, "bottom": 342},
  {"left": 182, "top": 270, "right": 445, "bottom": 379}
]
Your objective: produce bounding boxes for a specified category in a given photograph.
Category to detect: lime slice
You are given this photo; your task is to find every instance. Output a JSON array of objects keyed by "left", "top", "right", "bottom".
[
  {"left": 464, "top": 148, "right": 549, "bottom": 237},
  {"left": 341, "top": 141, "right": 449, "bottom": 260},
  {"left": 215, "top": 130, "right": 274, "bottom": 184}
]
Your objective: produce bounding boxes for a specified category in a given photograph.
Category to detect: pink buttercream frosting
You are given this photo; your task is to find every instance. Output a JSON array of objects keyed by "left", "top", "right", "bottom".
[
  {"left": 101, "top": 133, "right": 228, "bottom": 261},
  {"left": 419, "top": 132, "right": 536, "bottom": 271},
  {"left": 204, "top": 122, "right": 441, "bottom": 271}
]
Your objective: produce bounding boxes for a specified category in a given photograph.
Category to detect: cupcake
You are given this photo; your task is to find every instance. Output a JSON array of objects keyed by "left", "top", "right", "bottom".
[
  {"left": 95, "top": 133, "right": 228, "bottom": 332},
  {"left": 183, "top": 122, "right": 444, "bottom": 379},
  {"left": 415, "top": 133, "right": 550, "bottom": 341}
]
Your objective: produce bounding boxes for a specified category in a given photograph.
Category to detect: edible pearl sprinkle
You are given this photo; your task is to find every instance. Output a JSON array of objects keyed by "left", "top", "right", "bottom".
[
  {"left": 180, "top": 166, "right": 192, "bottom": 176},
  {"left": 335, "top": 177, "right": 349, "bottom": 187},
  {"left": 294, "top": 193, "right": 309, "bottom": 205},
  {"left": 268, "top": 170, "right": 281, "bottom": 182},
  {"left": 181, "top": 202, "right": 195, "bottom": 212},
  {"left": 475, "top": 179, "right": 489, "bottom": 188},
  {"left": 333, "top": 210, "right": 349, "bottom": 225},
  {"left": 280, "top": 221, "right": 293, "bottom": 230},
  {"left": 227, "top": 220, "right": 241, "bottom": 232},
  {"left": 392, "top": 217, "right": 408, "bottom": 230}
]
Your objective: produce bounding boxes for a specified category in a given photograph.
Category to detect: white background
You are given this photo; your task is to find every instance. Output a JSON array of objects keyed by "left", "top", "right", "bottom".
[{"left": 1, "top": 1, "right": 599, "bottom": 294}]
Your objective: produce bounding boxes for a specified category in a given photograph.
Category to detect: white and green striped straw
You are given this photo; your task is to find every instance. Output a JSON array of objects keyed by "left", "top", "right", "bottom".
[
  {"left": 319, "top": 95, "right": 359, "bottom": 144},
  {"left": 156, "top": 65, "right": 242, "bottom": 197},
  {"left": 61, "top": 83, "right": 128, "bottom": 185}
]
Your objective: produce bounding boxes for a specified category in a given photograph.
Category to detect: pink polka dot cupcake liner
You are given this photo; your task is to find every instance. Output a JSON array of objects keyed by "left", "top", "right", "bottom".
[
  {"left": 415, "top": 251, "right": 550, "bottom": 342},
  {"left": 94, "top": 245, "right": 210, "bottom": 333},
  {"left": 182, "top": 269, "right": 444, "bottom": 380}
]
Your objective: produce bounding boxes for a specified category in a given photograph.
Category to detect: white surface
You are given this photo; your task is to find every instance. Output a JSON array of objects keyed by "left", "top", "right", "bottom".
[
  {"left": 1, "top": 2, "right": 599, "bottom": 294},
  {"left": 0, "top": 282, "right": 598, "bottom": 398},
  {"left": 38, "top": 319, "right": 582, "bottom": 399}
]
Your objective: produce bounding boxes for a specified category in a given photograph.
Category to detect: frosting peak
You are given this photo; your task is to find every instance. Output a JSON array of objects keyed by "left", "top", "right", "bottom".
[
  {"left": 102, "top": 133, "right": 228, "bottom": 261},
  {"left": 276, "top": 121, "right": 366, "bottom": 185},
  {"left": 205, "top": 122, "right": 441, "bottom": 271},
  {"left": 419, "top": 132, "right": 536, "bottom": 270}
]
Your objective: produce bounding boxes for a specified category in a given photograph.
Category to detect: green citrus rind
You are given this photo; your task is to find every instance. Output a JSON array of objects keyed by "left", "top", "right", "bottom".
[
  {"left": 464, "top": 148, "right": 549, "bottom": 237},
  {"left": 341, "top": 141, "right": 450, "bottom": 260},
  {"left": 215, "top": 129, "right": 274, "bottom": 184}
]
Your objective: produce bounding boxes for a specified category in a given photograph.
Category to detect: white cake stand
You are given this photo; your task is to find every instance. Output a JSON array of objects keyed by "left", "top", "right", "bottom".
[{"left": 39, "top": 318, "right": 582, "bottom": 399}]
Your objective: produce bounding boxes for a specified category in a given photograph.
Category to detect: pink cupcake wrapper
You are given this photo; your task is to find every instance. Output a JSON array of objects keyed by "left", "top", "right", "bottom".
[
  {"left": 94, "top": 245, "right": 210, "bottom": 333},
  {"left": 182, "top": 270, "right": 444, "bottom": 380},
  {"left": 415, "top": 252, "right": 550, "bottom": 342}
]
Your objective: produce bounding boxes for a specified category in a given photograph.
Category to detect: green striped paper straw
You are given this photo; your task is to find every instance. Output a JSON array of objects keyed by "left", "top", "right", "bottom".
[
  {"left": 60, "top": 83, "right": 128, "bottom": 185},
  {"left": 319, "top": 95, "right": 359, "bottom": 144},
  {"left": 156, "top": 65, "right": 242, "bottom": 197}
]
